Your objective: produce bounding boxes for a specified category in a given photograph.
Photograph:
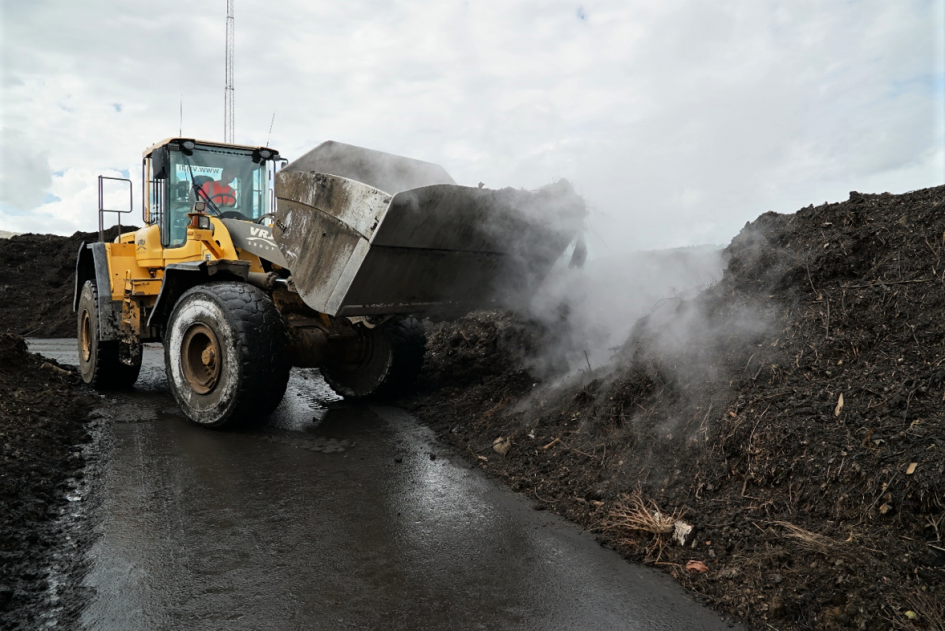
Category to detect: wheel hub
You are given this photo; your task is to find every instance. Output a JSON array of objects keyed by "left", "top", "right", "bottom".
[
  {"left": 80, "top": 310, "right": 92, "bottom": 362},
  {"left": 336, "top": 329, "right": 376, "bottom": 370},
  {"left": 181, "top": 324, "right": 221, "bottom": 394}
]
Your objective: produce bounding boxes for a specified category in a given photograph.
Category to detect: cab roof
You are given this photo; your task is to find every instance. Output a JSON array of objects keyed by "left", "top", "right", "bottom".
[{"left": 143, "top": 137, "right": 281, "bottom": 158}]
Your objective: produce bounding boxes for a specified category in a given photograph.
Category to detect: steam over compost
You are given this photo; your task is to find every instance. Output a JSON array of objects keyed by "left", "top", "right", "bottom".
[{"left": 402, "top": 185, "right": 945, "bottom": 631}]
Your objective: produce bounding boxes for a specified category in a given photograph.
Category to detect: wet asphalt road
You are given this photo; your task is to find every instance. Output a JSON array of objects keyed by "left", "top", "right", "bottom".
[{"left": 30, "top": 339, "right": 741, "bottom": 631}]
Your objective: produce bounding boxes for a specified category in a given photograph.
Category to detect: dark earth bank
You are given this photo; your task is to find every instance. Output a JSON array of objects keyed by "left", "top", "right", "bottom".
[
  {"left": 4, "top": 188, "right": 945, "bottom": 630},
  {"left": 0, "top": 334, "right": 98, "bottom": 630},
  {"left": 0, "top": 226, "right": 137, "bottom": 338},
  {"left": 399, "top": 185, "right": 945, "bottom": 631}
]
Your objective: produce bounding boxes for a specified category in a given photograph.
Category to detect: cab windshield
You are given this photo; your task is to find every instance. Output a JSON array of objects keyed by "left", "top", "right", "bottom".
[{"left": 165, "top": 143, "right": 269, "bottom": 247}]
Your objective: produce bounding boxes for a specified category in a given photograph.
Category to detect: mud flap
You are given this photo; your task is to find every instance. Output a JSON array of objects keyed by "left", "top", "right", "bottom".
[
  {"left": 147, "top": 260, "right": 251, "bottom": 332},
  {"left": 74, "top": 242, "right": 122, "bottom": 342}
]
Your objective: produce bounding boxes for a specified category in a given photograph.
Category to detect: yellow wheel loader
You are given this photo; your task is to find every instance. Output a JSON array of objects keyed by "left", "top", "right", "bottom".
[{"left": 75, "top": 137, "right": 585, "bottom": 428}]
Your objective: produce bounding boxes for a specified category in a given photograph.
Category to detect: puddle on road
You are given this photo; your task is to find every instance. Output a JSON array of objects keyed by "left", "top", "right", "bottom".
[
  {"left": 251, "top": 368, "right": 358, "bottom": 452},
  {"left": 267, "top": 368, "right": 342, "bottom": 431}
]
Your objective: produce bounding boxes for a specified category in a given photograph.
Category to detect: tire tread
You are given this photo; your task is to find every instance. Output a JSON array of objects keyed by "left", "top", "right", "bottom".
[
  {"left": 165, "top": 282, "right": 289, "bottom": 428},
  {"left": 78, "top": 280, "right": 141, "bottom": 389},
  {"left": 322, "top": 317, "right": 426, "bottom": 400}
]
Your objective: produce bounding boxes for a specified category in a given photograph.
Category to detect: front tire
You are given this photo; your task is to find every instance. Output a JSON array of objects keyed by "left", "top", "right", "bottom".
[
  {"left": 77, "top": 280, "right": 141, "bottom": 389},
  {"left": 164, "top": 282, "right": 289, "bottom": 428},
  {"left": 322, "top": 317, "right": 425, "bottom": 399}
]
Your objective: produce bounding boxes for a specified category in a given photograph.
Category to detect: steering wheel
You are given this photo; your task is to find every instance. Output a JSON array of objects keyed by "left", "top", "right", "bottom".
[{"left": 208, "top": 192, "right": 237, "bottom": 206}]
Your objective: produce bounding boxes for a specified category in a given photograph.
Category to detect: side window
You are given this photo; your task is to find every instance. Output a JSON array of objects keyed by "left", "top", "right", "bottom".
[
  {"left": 149, "top": 177, "right": 165, "bottom": 227},
  {"left": 147, "top": 150, "right": 168, "bottom": 242},
  {"left": 252, "top": 167, "right": 265, "bottom": 217}
]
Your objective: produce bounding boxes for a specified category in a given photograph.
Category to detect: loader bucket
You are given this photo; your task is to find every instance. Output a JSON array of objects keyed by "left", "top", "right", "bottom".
[{"left": 273, "top": 141, "right": 585, "bottom": 318}]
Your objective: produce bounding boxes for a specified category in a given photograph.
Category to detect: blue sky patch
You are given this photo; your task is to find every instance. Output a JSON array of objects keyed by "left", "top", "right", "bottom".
[
  {"left": 112, "top": 103, "right": 122, "bottom": 112},
  {"left": 576, "top": 6, "right": 586, "bottom": 20},
  {"left": 43, "top": 193, "right": 62, "bottom": 204},
  {"left": 0, "top": 202, "right": 28, "bottom": 216}
]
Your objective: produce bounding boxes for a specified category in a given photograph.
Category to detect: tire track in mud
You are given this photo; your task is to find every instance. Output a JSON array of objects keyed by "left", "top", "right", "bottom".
[
  {"left": 254, "top": 430, "right": 352, "bottom": 453},
  {"left": 105, "top": 399, "right": 353, "bottom": 454}
]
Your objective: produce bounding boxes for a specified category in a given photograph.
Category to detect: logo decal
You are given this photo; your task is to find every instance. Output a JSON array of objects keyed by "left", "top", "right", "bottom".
[{"left": 245, "top": 237, "right": 277, "bottom": 250}]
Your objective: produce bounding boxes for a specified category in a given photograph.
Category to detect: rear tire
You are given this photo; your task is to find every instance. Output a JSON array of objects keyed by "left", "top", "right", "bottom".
[
  {"left": 77, "top": 280, "right": 141, "bottom": 389},
  {"left": 322, "top": 317, "right": 426, "bottom": 399},
  {"left": 164, "top": 282, "right": 290, "bottom": 428}
]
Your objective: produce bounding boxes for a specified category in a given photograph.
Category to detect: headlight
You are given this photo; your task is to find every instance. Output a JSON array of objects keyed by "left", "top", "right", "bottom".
[
  {"left": 190, "top": 213, "right": 212, "bottom": 230},
  {"left": 182, "top": 140, "right": 196, "bottom": 150}
]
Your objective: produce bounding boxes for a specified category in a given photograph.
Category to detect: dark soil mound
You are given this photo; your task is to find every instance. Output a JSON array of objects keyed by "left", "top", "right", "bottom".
[
  {"left": 403, "top": 185, "right": 945, "bottom": 631},
  {"left": 0, "top": 334, "right": 95, "bottom": 625},
  {"left": 0, "top": 226, "right": 136, "bottom": 337}
]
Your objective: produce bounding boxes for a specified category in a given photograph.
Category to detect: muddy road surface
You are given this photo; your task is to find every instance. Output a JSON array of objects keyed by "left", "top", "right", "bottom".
[{"left": 29, "top": 339, "right": 741, "bottom": 631}]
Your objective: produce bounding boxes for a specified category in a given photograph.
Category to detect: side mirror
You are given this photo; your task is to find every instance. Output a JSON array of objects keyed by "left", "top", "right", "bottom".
[{"left": 152, "top": 148, "right": 169, "bottom": 179}]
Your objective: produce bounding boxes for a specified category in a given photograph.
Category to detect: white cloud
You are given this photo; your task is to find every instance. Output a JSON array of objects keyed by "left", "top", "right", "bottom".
[
  {"left": 0, "top": 127, "right": 53, "bottom": 209},
  {"left": 0, "top": 0, "right": 942, "bottom": 252}
]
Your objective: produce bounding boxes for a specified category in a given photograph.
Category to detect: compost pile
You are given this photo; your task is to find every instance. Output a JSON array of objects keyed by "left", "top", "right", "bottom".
[
  {"left": 0, "top": 226, "right": 136, "bottom": 337},
  {"left": 0, "top": 334, "right": 96, "bottom": 626},
  {"left": 405, "top": 185, "right": 945, "bottom": 631}
]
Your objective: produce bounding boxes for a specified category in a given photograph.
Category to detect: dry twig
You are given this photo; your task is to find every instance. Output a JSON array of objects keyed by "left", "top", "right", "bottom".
[{"left": 772, "top": 521, "right": 865, "bottom": 563}]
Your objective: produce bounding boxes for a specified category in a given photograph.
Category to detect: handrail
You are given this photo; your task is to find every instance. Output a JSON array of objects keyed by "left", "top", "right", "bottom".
[
  {"left": 98, "top": 176, "right": 133, "bottom": 243},
  {"left": 141, "top": 159, "right": 149, "bottom": 225}
]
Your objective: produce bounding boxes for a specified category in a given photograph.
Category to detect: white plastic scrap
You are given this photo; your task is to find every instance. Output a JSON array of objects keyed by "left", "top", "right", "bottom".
[{"left": 673, "top": 520, "right": 694, "bottom": 546}]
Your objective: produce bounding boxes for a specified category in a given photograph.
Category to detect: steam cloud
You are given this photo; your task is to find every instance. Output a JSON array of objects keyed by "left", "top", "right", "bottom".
[{"left": 525, "top": 240, "right": 727, "bottom": 377}]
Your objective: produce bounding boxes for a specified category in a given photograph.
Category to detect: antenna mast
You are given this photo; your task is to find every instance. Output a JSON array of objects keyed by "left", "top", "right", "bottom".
[{"left": 224, "top": 0, "right": 235, "bottom": 143}]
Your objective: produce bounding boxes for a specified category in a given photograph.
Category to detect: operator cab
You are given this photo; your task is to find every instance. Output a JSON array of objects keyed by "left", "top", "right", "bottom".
[{"left": 142, "top": 138, "right": 283, "bottom": 248}]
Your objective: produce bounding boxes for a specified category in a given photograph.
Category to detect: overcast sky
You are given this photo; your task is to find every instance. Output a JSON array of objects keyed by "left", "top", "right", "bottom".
[{"left": 1, "top": 0, "right": 942, "bottom": 252}]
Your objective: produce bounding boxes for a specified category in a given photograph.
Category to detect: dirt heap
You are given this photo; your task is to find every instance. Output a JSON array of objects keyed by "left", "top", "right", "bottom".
[
  {"left": 404, "top": 185, "right": 945, "bottom": 631},
  {"left": 0, "top": 334, "right": 95, "bottom": 625},
  {"left": 0, "top": 226, "right": 136, "bottom": 338}
]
